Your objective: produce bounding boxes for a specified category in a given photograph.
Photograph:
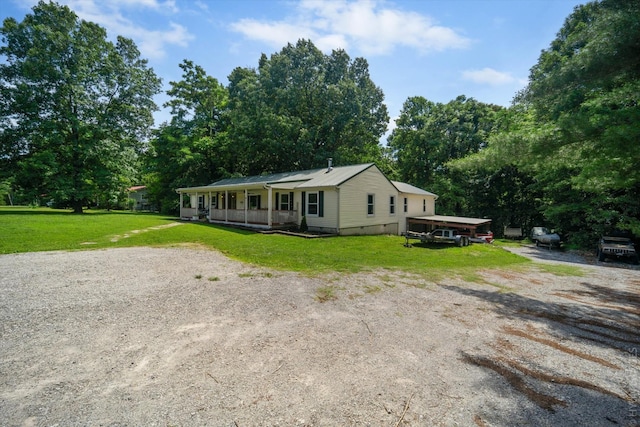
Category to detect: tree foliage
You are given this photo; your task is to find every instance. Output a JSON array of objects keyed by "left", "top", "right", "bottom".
[
  {"left": 227, "top": 39, "right": 389, "bottom": 175},
  {"left": 388, "top": 95, "right": 503, "bottom": 214},
  {"left": 146, "top": 60, "right": 229, "bottom": 213},
  {"left": 0, "top": 1, "right": 161, "bottom": 212},
  {"left": 442, "top": 0, "right": 640, "bottom": 244}
]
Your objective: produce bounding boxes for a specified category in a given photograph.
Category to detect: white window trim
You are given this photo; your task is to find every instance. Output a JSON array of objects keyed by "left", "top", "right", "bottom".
[
  {"left": 279, "top": 193, "right": 290, "bottom": 211},
  {"left": 367, "top": 193, "right": 375, "bottom": 216},
  {"left": 307, "top": 191, "right": 319, "bottom": 217}
]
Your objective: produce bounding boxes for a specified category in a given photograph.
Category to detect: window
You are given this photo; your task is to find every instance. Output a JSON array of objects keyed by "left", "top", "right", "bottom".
[
  {"left": 279, "top": 193, "right": 289, "bottom": 211},
  {"left": 198, "top": 195, "right": 205, "bottom": 209},
  {"left": 305, "top": 191, "right": 324, "bottom": 217},
  {"left": 423, "top": 199, "right": 426, "bottom": 212},
  {"left": 404, "top": 197, "right": 408, "bottom": 213},
  {"left": 308, "top": 192, "right": 319, "bottom": 216},
  {"left": 249, "top": 195, "right": 261, "bottom": 209},
  {"left": 367, "top": 194, "right": 375, "bottom": 216},
  {"left": 389, "top": 196, "right": 395, "bottom": 215}
]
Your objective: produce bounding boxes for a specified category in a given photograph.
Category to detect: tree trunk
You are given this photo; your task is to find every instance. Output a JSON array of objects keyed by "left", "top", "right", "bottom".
[{"left": 72, "top": 199, "right": 83, "bottom": 214}]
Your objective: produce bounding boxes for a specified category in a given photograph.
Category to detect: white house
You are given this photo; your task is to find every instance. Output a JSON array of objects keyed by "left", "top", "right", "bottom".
[{"left": 176, "top": 163, "right": 438, "bottom": 236}]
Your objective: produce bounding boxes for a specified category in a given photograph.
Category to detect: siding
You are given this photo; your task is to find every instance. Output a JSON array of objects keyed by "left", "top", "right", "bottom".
[
  {"left": 397, "top": 193, "right": 436, "bottom": 233},
  {"left": 338, "top": 167, "right": 398, "bottom": 231},
  {"left": 303, "top": 188, "right": 339, "bottom": 232}
]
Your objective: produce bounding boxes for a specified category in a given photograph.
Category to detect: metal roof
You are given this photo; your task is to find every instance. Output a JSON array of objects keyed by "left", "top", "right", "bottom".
[
  {"left": 392, "top": 181, "right": 438, "bottom": 197},
  {"left": 409, "top": 215, "right": 491, "bottom": 226},
  {"left": 177, "top": 163, "right": 377, "bottom": 192},
  {"left": 295, "top": 164, "right": 374, "bottom": 188},
  {"left": 176, "top": 164, "right": 436, "bottom": 197}
]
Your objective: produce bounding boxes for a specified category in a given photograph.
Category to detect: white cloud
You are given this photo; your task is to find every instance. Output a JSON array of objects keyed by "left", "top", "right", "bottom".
[
  {"left": 462, "top": 68, "right": 523, "bottom": 86},
  {"left": 229, "top": 19, "right": 317, "bottom": 49},
  {"left": 230, "top": 0, "right": 470, "bottom": 55},
  {"left": 46, "top": 0, "right": 192, "bottom": 59}
]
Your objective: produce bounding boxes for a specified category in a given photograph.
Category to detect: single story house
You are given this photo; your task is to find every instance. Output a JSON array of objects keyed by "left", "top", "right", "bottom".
[{"left": 176, "top": 163, "right": 438, "bottom": 235}]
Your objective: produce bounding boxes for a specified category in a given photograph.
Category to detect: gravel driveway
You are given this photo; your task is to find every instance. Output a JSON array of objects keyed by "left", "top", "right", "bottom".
[{"left": 1, "top": 245, "right": 639, "bottom": 426}]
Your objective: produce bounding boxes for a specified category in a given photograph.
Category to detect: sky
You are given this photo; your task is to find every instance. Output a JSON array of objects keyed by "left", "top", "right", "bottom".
[{"left": 1, "top": 0, "right": 585, "bottom": 138}]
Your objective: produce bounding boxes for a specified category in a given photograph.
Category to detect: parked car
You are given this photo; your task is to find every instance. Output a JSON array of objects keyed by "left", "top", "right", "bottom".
[
  {"left": 597, "top": 236, "right": 639, "bottom": 264},
  {"left": 530, "top": 227, "right": 561, "bottom": 248}
]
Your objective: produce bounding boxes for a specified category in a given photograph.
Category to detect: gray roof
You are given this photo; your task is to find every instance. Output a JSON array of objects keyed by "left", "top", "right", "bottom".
[
  {"left": 177, "top": 164, "right": 376, "bottom": 192},
  {"left": 176, "top": 164, "right": 436, "bottom": 197},
  {"left": 409, "top": 215, "right": 491, "bottom": 226},
  {"left": 392, "top": 181, "right": 438, "bottom": 197}
]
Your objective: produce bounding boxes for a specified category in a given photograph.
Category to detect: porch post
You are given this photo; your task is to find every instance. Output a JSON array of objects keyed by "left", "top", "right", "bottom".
[
  {"left": 267, "top": 186, "right": 273, "bottom": 228},
  {"left": 225, "top": 190, "right": 228, "bottom": 222},
  {"left": 244, "top": 189, "right": 248, "bottom": 225}
]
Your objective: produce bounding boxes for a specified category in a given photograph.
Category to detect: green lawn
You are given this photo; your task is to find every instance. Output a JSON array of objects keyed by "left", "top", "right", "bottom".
[{"left": 0, "top": 206, "right": 529, "bottom": 275}]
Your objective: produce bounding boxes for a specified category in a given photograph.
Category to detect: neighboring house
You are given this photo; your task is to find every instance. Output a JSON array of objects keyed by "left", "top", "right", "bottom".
[
  {"left": 176, "top": 163, "right": 438, "bottom": 236},
  {"left": 128, "top": 185, "right": 151, "bottom": 211}
]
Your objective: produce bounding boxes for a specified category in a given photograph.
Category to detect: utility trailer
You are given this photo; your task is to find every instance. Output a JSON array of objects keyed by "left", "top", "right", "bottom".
[{"left": 404, "top": 229, "right": 470, "bottom": 247}]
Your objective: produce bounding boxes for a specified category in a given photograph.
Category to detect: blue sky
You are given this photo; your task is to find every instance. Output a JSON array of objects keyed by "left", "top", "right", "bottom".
[{"left": 1, "top": 0, "right": 584, "bottom": 136}]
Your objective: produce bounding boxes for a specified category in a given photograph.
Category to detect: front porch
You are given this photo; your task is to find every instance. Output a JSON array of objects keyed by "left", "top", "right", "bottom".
[{"left": 178, "top": 188, "right": 299, "bottom": 229}]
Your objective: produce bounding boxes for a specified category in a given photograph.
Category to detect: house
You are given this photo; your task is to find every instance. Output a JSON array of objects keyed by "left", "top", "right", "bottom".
[
  {"left": 128, "top": 185, "right": 151, "bottom": 211},
  {"left": 176, "top": 163, "right": 438, "bottom": 235}
]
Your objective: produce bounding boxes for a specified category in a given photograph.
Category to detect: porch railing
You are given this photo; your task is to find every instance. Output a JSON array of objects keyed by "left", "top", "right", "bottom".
[
  {"left": 209, "top": 208, "right": 297, "bottom": 225},
  {"left": 180, "top": 207, "right": 197, "bottom": 218}
]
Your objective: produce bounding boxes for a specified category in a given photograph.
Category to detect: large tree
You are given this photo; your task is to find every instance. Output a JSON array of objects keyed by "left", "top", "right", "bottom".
[
  {"left": 227, "top": 39, "right": 389, "bottom": 175},
  {"left": 0, "top": 1, "right": 161, "bottom": 212},
  {"left": 146, "top": 60, "right": 229, "bottom": 213},
  {"left": 449, "top": 0, "right": 640, "bottom": 245},
  {"left": 388, "top": 95, "right": 502, "bottom": 214}
]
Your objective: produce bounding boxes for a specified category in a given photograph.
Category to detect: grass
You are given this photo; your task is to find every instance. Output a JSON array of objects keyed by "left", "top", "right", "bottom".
[{"left": 0, "top": 206, "right": 530, "bottom": 276}]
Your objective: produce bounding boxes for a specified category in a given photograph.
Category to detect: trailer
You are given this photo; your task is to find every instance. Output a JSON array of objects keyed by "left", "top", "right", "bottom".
[{"left": 404, "top": 229, "right": 470, "bottom": 247}]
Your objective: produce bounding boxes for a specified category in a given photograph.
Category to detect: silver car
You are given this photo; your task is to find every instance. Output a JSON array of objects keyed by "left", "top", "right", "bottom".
[{"left": 530, "top": 227, "right": 561, "bottom": 248}]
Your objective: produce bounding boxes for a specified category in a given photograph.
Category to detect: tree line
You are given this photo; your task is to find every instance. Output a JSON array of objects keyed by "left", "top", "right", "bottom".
[{"left": 1, "top": 0, "right": 638, "bottom": 247}]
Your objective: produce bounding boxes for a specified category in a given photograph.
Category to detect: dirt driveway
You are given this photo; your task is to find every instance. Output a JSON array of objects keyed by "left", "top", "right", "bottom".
[{"left": 1, "top": 245, "right": 639, "bottom": 426}]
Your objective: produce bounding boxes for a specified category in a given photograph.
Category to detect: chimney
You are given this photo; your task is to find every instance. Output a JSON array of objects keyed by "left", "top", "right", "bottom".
[{"left": 327, "top": 158, "right": 333, "bottom": 172}]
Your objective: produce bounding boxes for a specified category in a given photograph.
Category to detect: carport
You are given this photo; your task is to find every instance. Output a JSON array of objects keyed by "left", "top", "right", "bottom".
[{"left": 407, "top": 215, "right": 492, "bottom": 238}]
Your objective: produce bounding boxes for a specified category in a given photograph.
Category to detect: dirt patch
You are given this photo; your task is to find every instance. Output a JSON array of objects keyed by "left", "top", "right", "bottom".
[{"left": 1, "top": 246, "right": 639, "bottom": 426}]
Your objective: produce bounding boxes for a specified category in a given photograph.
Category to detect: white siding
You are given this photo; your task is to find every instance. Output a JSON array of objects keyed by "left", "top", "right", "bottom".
[
  {"left": 397, "top": 193, "right": 436, "bottom": 234},
  {"left": 338, "top": 167, "right": 398, "bottom": 233},
  {"left": 302, "top": 188, "right": 339, "bottom": 233}
]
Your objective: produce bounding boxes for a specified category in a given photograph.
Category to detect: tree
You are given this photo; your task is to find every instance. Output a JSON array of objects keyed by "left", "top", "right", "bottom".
[
  {"left": 227, "top": 39, "right": 389, "bottom": 175},
  {"left": 145, "top": 60, "right": 229, "bottom": 213},
  {"left": 445, "top": 0, "right": 640, "bottom": 245},
  {"left": 514, "top": 0, "right": 640, "bottom": 241},
  {"left": 0, "top": 1, "right": 161, "bottom": 213},
  {"left": 388, "top": 95, "right": 502, "bottom": 214}
]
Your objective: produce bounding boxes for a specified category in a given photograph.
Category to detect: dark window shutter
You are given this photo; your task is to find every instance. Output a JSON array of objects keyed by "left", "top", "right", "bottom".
[
  {"left": 319, "top": 191, "right": 324, "bottom": 217},
  {"left": 289, "top": 192, "right": 294, "bottom": 211},
  {"left": 275, "top": 192, "right": 279, "bottom": 210},
  {"left": 301, "top": 192, "right": 306, "bottom": 216}
]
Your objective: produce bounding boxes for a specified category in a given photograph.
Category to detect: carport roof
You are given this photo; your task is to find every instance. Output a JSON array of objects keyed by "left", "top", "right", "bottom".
[{"left": 409, "top": 215, "right": 491, "bottom": 226}]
